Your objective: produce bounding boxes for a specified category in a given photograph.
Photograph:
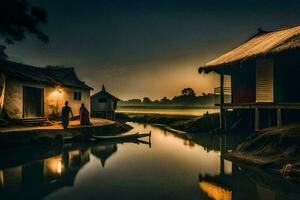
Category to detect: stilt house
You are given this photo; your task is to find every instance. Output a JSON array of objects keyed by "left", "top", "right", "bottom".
[{"left": 198, "top": 24, "right": 300, "bottom": 130}]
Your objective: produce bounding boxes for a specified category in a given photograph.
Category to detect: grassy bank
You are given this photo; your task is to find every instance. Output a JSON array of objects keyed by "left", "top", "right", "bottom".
[
  {"left": 116, "top": 112, "right": 221, "bottom": 133},
  {"left": 225, "top": 124, "right": 300, "bottom": 178},
  {"left": 116, "top": 106, "right": 219, "bottom": 116}
]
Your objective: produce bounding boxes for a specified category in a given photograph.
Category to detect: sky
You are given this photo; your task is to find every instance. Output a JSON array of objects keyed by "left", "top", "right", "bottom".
[{"left": 5, "top": 0, "right": 300, "bottom": 100}]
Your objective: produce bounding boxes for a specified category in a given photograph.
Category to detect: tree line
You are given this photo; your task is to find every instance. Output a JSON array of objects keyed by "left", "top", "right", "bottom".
[{"left": 119, "top": 88, "right": 220, "bottom": 106}]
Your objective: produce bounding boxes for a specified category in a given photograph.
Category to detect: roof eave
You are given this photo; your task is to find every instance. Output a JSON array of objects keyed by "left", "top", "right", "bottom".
[{"left": 198, "top": 62, "right": 237, "bottom": 74}]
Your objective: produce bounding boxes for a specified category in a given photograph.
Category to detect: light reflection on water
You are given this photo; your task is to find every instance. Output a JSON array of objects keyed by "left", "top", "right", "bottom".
[
  {"left": 116, "top": 107, "right": 219, "bottom": 116},
  {"left": 0, "top": 122, "right": 299, "bottom": 200}
]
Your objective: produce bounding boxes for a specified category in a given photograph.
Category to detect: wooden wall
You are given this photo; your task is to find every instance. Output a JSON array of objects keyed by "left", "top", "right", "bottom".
[
  {"left": 231, "top": 60, "right": 256, "bottom": 104},
  {"left": 4, "top": 77, "right": 90, "bottom": 119},
  {"left": 44, "top": 86, "right": 90, "bottom": 117},
  {"left": 91, "top": 95, "right": 116, "bottom": 113},
  {"left": 256, "top": 57, "right": 274, "bottom": 102},
  {"left": 274, "top": 50, "right": 300, "bottom": 103},
  {"left": 228, "top": 50, "right": 300, "bottom": 105}
]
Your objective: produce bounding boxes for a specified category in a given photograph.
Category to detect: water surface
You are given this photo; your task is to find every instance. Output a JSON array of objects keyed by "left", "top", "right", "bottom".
[
  {"left": 0, "top": 123, "right": 299, "bottom": 200},
  {"left": 117, "top": 107, "right": 219, "bottom": 116}
]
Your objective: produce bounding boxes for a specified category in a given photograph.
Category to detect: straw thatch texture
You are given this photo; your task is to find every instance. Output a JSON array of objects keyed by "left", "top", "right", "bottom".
[
  {"left": 0, "top": 59, "right": 92, "bottom": 90},
  {"left": 199, "top": 25, "right": 300, "bottom": 73}
]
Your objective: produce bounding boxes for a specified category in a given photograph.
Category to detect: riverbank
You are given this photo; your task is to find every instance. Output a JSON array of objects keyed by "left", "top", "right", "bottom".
[
  {"left": 117, "top": 112, "right": 222, "bottom": 133},
  {"left": 0, "top": 118, "right": 132, "bottom": 149},
  {"left": 117, "top": 106, "right": 219, "bottom": 116},
  {"left": 225, "top": 123, "right": 300, "bottom": 178}
]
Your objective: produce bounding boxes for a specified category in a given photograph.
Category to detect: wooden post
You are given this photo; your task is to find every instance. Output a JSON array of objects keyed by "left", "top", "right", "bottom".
[
  {"left": 277, "top": 108, "right": 282, "bottom": 128},
  {"left": 224, "top": 108, "right": 227, "bottom": 131},
  {"left": 255, "top": 108, "right": 260, "bottom": 131},
  {"left": 268, "top": 110, "right": 271, "bottom": 128},
  {"left": 220, "top": 73, "right": 225, "bottom": 130},
  {"left": 220, "top": 135, "right": 227, "bottom": 175}
]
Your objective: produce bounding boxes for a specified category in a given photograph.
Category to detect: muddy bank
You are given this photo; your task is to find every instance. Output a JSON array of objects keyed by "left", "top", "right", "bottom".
[
  {"left": 225, "top": 124, "right": 300, "bottom": 177},
  {"left": 118, "top": 112, "right": 226, "bottom": 133}
]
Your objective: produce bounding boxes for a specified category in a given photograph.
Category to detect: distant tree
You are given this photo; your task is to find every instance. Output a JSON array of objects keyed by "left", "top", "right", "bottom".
[
  {"left": 0, "top": 0, "right": 48, "bottom": 58},
  {"left": 160, "top": 96, "right": 170, "bottom": 104},
  {"left": 181, "top": 88, "right": 196, "bottom": 96},
  {"left": 127, "top": 99, "right": 142, "bottom": 104},
  {"left": 143, "top": 97, "right": 152, "bottom": 104}
]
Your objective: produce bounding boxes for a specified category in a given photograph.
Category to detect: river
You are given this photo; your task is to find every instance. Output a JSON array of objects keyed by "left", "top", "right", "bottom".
[{"left": 0, "top": 122, "right": 299, "bottom": 200}]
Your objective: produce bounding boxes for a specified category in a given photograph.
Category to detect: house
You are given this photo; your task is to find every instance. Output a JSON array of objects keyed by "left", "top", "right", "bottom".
[
  {"left": 198, "top": 24, "right": 300, "bottom": 130},
  {"left": 91, "top": 85, "right": 119, "bottom": 120},
  {"left": 0, "top": 59, "right": 93, "bottom": 119}
]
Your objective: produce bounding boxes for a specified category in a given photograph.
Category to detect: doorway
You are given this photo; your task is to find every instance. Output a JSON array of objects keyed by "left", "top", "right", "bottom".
[{"left": 23, "top": 86, "right": 44, "bottom": 118}]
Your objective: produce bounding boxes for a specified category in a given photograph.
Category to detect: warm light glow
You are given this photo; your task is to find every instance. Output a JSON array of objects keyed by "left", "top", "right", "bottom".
[
  {"left": 52, "top": 89, "right": 62, "bottom": 97},
  {"left": 224, "top": 160, "right": 232, "bottom": 175},
  {"left": 50, "top": 88, "right": 64, "bottom": 113},
  {"left": 57, "top": 161, "right": 62, "bottom": 174},
  {"left": 44, "top": 156, "right": 63, "bottom": 176},
  {"left": 199, "top": 181, "right": 232, "bottom": 200},
  {"left": 0, "top": 170, "right": 3, "bottom": 187}
]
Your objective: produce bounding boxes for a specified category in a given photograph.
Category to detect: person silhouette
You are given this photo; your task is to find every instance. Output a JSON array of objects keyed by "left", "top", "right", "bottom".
[
  {"left": 79, "top": 103, "right": 91, "bottom": 125},
  {"left": 61, "top": 101, "right": 73, "bottom": 129}
]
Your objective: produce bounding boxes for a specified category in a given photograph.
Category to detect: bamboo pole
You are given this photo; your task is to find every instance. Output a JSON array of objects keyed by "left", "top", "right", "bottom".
[
  {"left": 220, "top": 73, "right": 225, "bottom": 130},
  {"left": 277, "top": 108, "right": 282, "bottom": 128}
]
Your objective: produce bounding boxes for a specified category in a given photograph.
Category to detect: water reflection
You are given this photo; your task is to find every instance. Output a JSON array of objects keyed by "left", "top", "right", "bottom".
[
  {"left": 91, "top": 144, "right": 117, "bottom": 167},
  {"left": 153, "top": 122, "right": 300, "bottom": 200},
  {"left": 197, "top": 133, "right": 300, "bottom": 200},
  {"left": 0, "top": 122, "right": 299, "bottom": 200},
  {"left": 198, "top": 163, "right": 293, "bottom": 200},
  {"left": 198, "top": 181, "right": 232, "bottom": 200},
  {"left": 0, "top": 147, "right": 90, "bottom": 199},
  {"left": 0, "top": 136, "right": 152, "bottom": 200}
]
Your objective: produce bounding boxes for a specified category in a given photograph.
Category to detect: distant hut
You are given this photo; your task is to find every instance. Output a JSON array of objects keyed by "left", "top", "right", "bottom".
[
  {"left": 198, "top": 24, "right": 300, "bottom": 130},
  {"left": 0, "top": 59, "right": 93, "bottom": 121},
  {"left": 91, "top": 85, "right": 119, "bottom": 120}
]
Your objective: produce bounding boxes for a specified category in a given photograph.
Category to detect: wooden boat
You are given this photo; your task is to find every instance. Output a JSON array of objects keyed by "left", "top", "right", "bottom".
[{"left": 90, "top": 131, "right": 151, "bottom": 141}]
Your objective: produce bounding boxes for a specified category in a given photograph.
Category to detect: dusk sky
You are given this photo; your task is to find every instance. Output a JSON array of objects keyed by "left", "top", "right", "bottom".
[{"left": 5, "top": 0, "right": 300, "bottom": 100}]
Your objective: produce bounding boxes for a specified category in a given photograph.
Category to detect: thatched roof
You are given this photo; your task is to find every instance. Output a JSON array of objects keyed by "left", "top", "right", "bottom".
[
  {"left": 199, "top": 24, "right": 300, "bottom": 73},
  {"left": 91, "top": 85, "right": 120, "bottom": 100},
  {"left": 0, "top": 59, "right": 93, "bottom": 90}
]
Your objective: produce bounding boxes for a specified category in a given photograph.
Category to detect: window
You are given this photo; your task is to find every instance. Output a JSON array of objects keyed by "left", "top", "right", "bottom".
[{"left": 74, "top": 91, "right": 81, "bottom": 100}]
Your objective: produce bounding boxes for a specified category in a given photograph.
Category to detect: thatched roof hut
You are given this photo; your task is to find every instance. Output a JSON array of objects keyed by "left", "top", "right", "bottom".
[
  {"left": 198, "top": 24, "right": 300, "bottom": 131},
  {"left": 199, "top": 24, "right": 300, "bottom": 73}
]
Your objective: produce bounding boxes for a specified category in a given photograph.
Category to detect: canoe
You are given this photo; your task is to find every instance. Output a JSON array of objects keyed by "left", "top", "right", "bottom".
[{"left": 91, "top": 131, "right": 151, "bottom": 141}]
